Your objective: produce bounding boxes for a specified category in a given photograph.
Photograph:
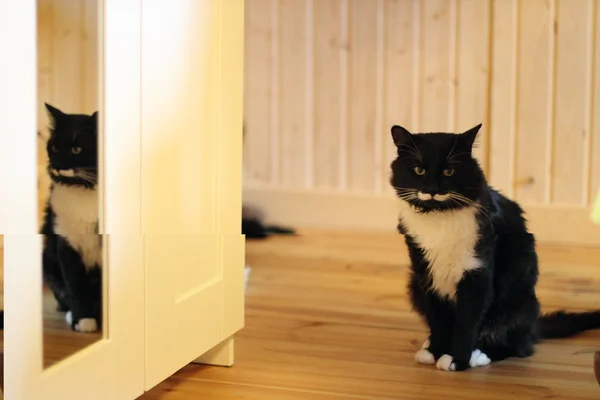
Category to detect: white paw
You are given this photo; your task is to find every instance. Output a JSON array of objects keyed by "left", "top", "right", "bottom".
[
  {"left": 436, "top": 354, "right": 456, "bottom": 371},
  {"left": 75, "top": 318, "right": 98, "bottom": 333},
  {"left": 414, "top": 338, "right": 435, "bottom": 364},
  {"left": 65, "top": 311, "right": 73, "bottom": 325},
  {"left": 469, "top": 349, "right": 491, "bottom": 367},
  {"left": 415, "top": 349, "right": 436, "bottom": 364}
]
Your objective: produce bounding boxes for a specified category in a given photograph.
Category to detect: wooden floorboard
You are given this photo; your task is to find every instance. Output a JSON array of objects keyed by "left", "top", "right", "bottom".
[
  {"left": 142, "top": 230, "right": 600, "bottom": 399},
  {"left": 2, "top": 231, "right": 600, "bottom": 398}
]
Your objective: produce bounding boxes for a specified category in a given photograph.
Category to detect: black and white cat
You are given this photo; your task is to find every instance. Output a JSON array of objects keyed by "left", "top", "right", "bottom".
[
  {"left": 389, "top": 123, "right": 600, "bottom": 372},
  {"left": 40, "top": 103, "right": 102, "bottom": 333}
]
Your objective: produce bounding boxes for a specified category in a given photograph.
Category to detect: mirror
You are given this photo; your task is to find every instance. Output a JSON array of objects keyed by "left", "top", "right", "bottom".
[{"left": 37, "top": 0, "right": 103, "bottom": 368}]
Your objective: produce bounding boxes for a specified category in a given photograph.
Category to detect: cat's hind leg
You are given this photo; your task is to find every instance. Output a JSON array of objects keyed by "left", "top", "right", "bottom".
[{"left": 481, "top": 336, "right": 535, "bottom": 363}]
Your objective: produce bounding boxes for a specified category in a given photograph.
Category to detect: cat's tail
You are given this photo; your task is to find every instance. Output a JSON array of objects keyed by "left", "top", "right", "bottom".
[
  {"left": 263, "top": 225, "right": 296, "bottom": 235},
  {"left": 242, "top": 216, "right": 296, "bottom": 240},
  {"left": 539, "top": 310, "right": 600, "bottom": 339}
]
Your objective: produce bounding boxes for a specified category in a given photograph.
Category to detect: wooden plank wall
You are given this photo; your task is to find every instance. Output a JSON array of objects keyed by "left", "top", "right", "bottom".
[
  {"left": 36, "top": 0, "right": 99, "bottom": 225},
  {"left": 244, "top": 0, "right": 492, "bottom": 192},
  {"left": 243, "top": 0, "right": 600, "bottom": 245}
]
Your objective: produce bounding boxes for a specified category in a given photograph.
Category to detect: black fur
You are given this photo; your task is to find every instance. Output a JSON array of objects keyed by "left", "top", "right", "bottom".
[
  {"left": 390, "top": 124, "right": 600, "bottom": 371},
  {"left": 242, "top": 217, "right": 295, "bottom": 239},
  {"left": 40, "top": 103, "right": 102, "bottom": 332}
]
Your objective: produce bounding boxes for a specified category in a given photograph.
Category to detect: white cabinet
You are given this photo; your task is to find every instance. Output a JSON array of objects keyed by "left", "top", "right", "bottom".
[
  {"left": 0, "top": 0, "right": 245, "bottom": 398},
  {"left": 141, "top": 0, "right": 245, "bottom": 389}
]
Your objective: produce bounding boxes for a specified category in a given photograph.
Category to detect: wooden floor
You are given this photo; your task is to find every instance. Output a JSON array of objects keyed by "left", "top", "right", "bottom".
[
  {"left": 141, "top": 231, "right": 600, "bottom": 400},
  {"left": 0, "top": 244, "right": 101, "bottom": 371},
  {"left": 42, "top": 286, "right": 102, "bottom": 368}
]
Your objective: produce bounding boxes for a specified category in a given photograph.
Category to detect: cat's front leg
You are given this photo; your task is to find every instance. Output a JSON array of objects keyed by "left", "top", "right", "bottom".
[
  {"left": 409, "top": 277, "right": 454, "bottom": 364},
  {"left": 56, "top": 238, "right": 99, "bottom": 333},
  {"left": 436, "top": 269, "right": 492, "bottom": 372},
  {"left": 422, "top": 298, "right": 454, "bottom": 363}
]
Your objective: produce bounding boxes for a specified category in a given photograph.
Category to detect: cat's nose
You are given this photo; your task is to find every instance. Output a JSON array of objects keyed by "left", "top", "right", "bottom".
[{"left": 422, "top": 186, "right": 440, "bottom": 195}]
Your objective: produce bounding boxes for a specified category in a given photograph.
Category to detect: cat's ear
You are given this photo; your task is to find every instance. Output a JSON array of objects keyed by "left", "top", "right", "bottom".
[
  {"left": 90, "top": 111, "right": 98, "bottom": 121},
  {"left": 391, "top": 125, "right": 413, "bottom": 148},
  {"left": 45, "top": 103, "right": 64, "bottom": 122},
  {"left": 460, "top": 123, "right": 482, "bottom": 151}
]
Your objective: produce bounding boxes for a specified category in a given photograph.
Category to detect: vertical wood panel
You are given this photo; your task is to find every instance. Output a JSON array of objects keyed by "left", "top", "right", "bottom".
[
  {"left": 374, "top": 0, "right": 384, "bottom": 193},
  {"left": 347, "top": 0, "right": 378, "bottom": 191},
  {"left": 455, "top": 0, "right": 490, "bottom": 170},
  {"left": 244, "top": 0, "right": 274, "bottom": 184},
  {"left": 37, "top": 0, "right": 98, "bottom": 125},
  {"left": 269, "top": 0, "right": 281, "bottom": 186},
  {"left": 305, "top": 0, "right": 314, "bottom": 189},
  {"left": 591, "top": 1, "right": 600, "bottom": 203},
  {"left": 339, "top": 0, "right": 349, "bottom": 190},
  {"left": 489, "top": 0, "right": 517, "bottom": 195},
  {"left": 313, "top": 0, "right": 342, "bottom": 189},
  {"left": 52, "top": 0, "right": 83, "bottom": 112},
  {"left": 382, "top": 0, "right": 415, "bottom": 194},
  {"left": 583, "top": 1, "right": 596, "bottom": 206},
  {"left": 515, "top": 0, "right": 552, "bottom": 203},
  {"left": 279, "top": 0, "right": 308, "bottom": 187},
  {"left": 37, "top": 0, "right": 55, "bottom": 131},
  {"left": 82, "top": 0, "right": 99, "bottom": 114},
  {"left": 242, "top": 0, "right": 600, "bottom": 218},
  {"left": 420, "top": 0, "right": 452, "bottom": 131},
  {"left": 552, "top": 0, "right": 592, "bottom": 205}
]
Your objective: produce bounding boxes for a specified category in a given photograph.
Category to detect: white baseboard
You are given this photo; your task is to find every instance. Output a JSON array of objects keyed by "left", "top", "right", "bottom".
[{"left": 244, "top": 186, "right": 600, "bottom": 247}]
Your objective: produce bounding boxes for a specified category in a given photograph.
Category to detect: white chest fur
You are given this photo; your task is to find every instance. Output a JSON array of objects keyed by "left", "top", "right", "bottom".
[
  {"left": 50, "top": 183, "right": 102, "bottom": 270},
  {"left": 398, "top": 201, "right": 482, "bottom": 299}
]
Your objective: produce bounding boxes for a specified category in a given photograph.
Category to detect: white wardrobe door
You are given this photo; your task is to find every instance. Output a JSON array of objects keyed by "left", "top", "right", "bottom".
[
  {"left": 141, "top": 0, "right": 245, "bottom": 390},
  {"left": 1, "top": 1, "right": 144, "bottom": 399}
]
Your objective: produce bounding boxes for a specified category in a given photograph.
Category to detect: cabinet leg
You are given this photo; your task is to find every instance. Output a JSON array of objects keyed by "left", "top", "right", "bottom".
[{"left": 193, "top": 336, "right": 234, "bottom": 367}]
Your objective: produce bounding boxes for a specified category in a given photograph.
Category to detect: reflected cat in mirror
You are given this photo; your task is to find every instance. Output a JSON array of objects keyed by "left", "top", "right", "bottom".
[
  {"left": 40, "top": 103, "right": 102, "bottom": 333},
  {"left": 390, "top": 124, "right": 600, "bottom": 371}
]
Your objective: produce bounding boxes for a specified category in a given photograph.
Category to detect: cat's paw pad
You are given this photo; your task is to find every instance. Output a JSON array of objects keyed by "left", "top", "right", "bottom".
[
  {"left": 436, "top": 354, "right": 456, "bottom": 371},
  {"left": 414, "top": 338, "right": 435, "bottom": 364},
  {"left": 65, "top": 311, "right": 73, "bottom": 326},
  {"left": 469, "top": 349, "right": 491, "bottom": 367},
  {"left": 75, "top": 318, "right": 98, "bottom": 333}
]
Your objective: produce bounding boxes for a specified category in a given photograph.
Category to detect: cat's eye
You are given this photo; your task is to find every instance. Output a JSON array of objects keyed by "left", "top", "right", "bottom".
[
  {"left": 413, "top": 166, "right": 426, "bottom": 176},
  {"left": 72, "top": 146, "right": 82, "bottom": 155},
  {"left": 443, "top": 167, "right": 455, "bottom": 176}
]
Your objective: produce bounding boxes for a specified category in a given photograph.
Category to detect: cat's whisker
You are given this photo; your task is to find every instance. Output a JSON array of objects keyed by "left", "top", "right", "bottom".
[
  {"left": 448, "top": 192, "right": 494, "bottom": 229},
  {"left": 446, "top": 137, "right": 459, "bottom": 162},
  {"left": 397, "top": 142, "right": 423, "bottom": 163},
  {"left": 447, "top": 151, "right": 470, "bottom": 163}
]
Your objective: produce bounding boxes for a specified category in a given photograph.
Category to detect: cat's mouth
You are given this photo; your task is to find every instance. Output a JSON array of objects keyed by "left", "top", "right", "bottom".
[
  {"left": 417, "top": 192, "right": 450, "bottom": 202},
  {"left": 50, "top": 168, "right": 76, "bottom": 177},
  {"left": 49, "top": 168, "right": 97, "bottom": 186}
]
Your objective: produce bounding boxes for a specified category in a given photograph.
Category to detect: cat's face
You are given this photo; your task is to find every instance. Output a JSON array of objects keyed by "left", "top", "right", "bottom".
[
  {"left": 389, "top": 124, "right": 485, "bottom": 212},
  {"left": 45, "top": 103, "right": 98, "bottom": 188}
]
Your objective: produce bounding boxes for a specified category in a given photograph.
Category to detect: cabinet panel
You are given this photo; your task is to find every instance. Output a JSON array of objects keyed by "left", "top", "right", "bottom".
[
  {"left": 144, "top": 234, "right": 224, "bottom": 388},
  {"left": 141, "top": 0, "right": 245, "bottom": 390},
  {"left": 2, "top": 1, "right": 144, "bottom": 399}
]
